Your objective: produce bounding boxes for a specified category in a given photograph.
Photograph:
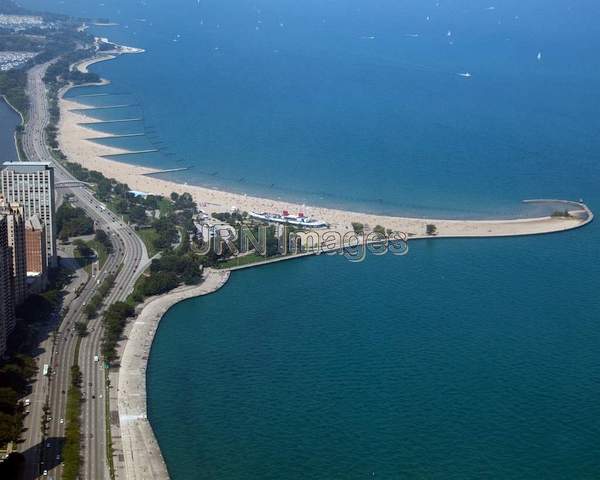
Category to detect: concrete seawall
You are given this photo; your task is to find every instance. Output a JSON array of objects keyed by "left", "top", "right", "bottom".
[
  {"left": 116, "top": 269, "right": 230, "bottom": 480},
  {"left": 112, "top": 200, "right": 593, "bottom": 478}
]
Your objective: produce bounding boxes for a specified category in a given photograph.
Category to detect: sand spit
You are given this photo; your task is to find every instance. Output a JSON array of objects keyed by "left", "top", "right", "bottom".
[{"left": 58, "top": 52, "right": 592, "bottom": 245}]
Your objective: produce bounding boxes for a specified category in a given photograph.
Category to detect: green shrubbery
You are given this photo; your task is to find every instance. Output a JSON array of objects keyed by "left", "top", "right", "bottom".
[
  {"left": 0, "top": 69, "right": 28, "bottom": 114},
  {"left": 352, "top": 222, "right": 364, "bottom": 234},
  {"left": 0, "top": 355, "right": 36, "bottom": 447},
  {"left": 62, "top": 365, "right": 82, "bottom": 480},
  {"left": 84, "top": 274, "right": 116, "bottom": 319},
  {"left": 73, "top": 239, "right": 94, "bottom": 259},
  {"left": 101, "top": 302, "right": 135, "bottom": 364},
  {"left": 56, "top": 203, "right": 94, "bottom": 240}
]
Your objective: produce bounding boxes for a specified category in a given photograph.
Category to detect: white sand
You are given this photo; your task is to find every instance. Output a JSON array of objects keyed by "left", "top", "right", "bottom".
[{"left": 57, "top": 56, "right": 591, "bottom": 243}]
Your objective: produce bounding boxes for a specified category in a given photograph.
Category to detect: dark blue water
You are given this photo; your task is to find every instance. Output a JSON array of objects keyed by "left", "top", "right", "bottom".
[
  {"left": 148, "top": 231, "right": 600, "bottom": 479},
  {"left": 0, "top": 99, "right": 20, "bottom": 161},
  {"left": 25, "top": 0, "right": 600, "bottom": 216},
  {"left": 20, "top": 1, "right": 600, "bottom": 478}
]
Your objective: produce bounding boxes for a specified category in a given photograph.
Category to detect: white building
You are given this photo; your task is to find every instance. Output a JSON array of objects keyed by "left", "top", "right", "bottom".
[{"left": 0, "top": 162, "right": 56, "bottom": 268}]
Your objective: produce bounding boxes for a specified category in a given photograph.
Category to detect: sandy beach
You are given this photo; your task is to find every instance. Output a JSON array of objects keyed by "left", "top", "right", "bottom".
[
  {"left": 61, "top": 47, "right": 594, "bottom": 480},
  {"left": 58, "top": 54, "right": 592, "bottom": 241}
]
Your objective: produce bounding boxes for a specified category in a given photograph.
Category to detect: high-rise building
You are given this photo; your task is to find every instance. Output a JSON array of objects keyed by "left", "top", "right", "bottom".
[
  {"left": 0, "top": 216, "right": 15, "bottom": 357},
  {"left": 0, "top": 162, "right": 56, "bottom": 268},
  {"left": 25, "top": 215, "right": 46, "bottom": 277},
  {"left": 0, "top": 198, "right": 26, "bottom": 305},
  {"left": 25, "top": 214, "right": 47, "bottom": 293}
]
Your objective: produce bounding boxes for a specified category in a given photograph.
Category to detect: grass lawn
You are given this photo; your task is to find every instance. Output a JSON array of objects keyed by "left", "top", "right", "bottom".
[
  {"left": 136, "top": 228, "right": 160, "bottom": 257},
  {"left": 217, "top": 253, "right": 268, "bottom": 269},
  {"left": 73, "top": 248, "right": 92, "bottom": 274},
  {"left": 87, "top": 240, "right": 109, "bottom": 268}
]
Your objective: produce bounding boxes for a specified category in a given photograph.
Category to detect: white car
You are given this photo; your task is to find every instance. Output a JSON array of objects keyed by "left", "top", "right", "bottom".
[{"left": 60, "top": 418, "right": 64, "bottom": 424}]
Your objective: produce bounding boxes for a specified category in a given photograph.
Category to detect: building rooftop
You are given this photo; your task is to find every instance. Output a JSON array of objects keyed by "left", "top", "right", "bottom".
[
  {"left": 1, "top": 161, "right": 54, "bottom": 173},
  {"left": 25, "top": 215, "right": 43, "bottom": 230}
]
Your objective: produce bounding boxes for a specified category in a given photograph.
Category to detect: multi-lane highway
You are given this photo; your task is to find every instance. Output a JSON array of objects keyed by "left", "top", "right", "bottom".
[{"left": 19, "top": 60, "right": 149, "bottom": 480}]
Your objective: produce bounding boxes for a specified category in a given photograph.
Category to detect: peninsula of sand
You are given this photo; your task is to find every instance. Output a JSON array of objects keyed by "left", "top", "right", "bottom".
[
  {"left": 59, "top": 50, "right": 593, "bottom": 242},
  {"left": 58, "top": 48, "right": 594, "bottom": 480}
]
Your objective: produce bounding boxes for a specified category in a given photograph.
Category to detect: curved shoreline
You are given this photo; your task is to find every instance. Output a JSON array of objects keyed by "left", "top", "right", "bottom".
[
  {"left": 58, "top": 53, "right": 594, "bottom": 240},
  {"left": 58, "top": 49, "right": 595, "bottom": 480},
  {"left": 1, "top": 94, "right": 25, "bottom": 161},
  {"left": 116, "top": 269, "right": 230, "bottom": 480},
  {"left": 59, "top": 89, "right": 593, "bottom": 239}
]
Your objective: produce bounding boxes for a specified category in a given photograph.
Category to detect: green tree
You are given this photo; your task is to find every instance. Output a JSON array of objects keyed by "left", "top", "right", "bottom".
[
  {"left": 426, "top": 224, "right": 437, "bottom": 235},
  {"left": 129, "top": 205, "right": 148, "bottom": 225},
  {"left": 56, "top": 203, "right": 93, "bottom": 240},
  {"left": 352, "top": 222, "right": 364, "bottom": 234},
  {"left": 94, "top": 229, "right": 113, "bottom": 253}
]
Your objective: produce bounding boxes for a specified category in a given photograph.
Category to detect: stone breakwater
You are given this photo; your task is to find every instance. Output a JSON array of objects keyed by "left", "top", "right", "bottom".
[{"left": 116, "top": 269, "right": 230, "bottom": 480}]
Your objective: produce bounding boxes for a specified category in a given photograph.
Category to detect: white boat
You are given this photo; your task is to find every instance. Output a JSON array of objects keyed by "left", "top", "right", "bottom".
[
  {"left": 537, "top": 51, "right": 542, "bottom": 61},
  {"left": 457, "top": 72, "right": 472, "bottom": 78},
  {"left": 250, "top": 211, "right": 328, "bottom": 228}
]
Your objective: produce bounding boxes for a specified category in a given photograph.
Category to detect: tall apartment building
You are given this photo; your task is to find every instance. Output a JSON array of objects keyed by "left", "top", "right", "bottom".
[
  {"left": 0, "top": 216, "right": 15, "bottom": 357},
  {"left": 0, "top": 162, "right": 56, "bottom": 268},
  {"left": 0, "top": 198, "right": 26, "bottom": 305},
  {"left": 25, "top": 215, "right": 46, "bottom": 276}
]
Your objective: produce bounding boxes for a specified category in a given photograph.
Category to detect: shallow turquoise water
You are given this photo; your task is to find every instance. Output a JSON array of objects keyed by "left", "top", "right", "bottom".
[{"left": 19, "top": 0, "right": 600, "bottom": 478}]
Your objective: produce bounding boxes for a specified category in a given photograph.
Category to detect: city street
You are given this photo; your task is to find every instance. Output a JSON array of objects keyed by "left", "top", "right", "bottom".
[{"left": 18, "top": 61, "right": 149, "bottom": 480}]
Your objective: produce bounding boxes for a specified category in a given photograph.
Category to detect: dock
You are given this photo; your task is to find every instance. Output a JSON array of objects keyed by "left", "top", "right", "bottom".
[
  {"left": 85, "top": 133, "right": 145, "bottom": 141},
  {"left": 79, "top": 118, "right": 143, "bottom": 125},
  {"left": 101, "top": 149, "right": 158, "bottom": 157},
  {"left": 141, "top": 167, "right": 189, "bottom": 176},
  {"left": 71, "top": 104, "right": 138, "bottom": 111}
]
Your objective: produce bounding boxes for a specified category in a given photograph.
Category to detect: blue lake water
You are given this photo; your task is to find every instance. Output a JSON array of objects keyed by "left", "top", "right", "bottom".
[
  {"left": 0, "top": 99, "right": 20, "bottom": 161},
  {"left": 149, "top": 233, "right": 600, "bottom": 479},
  {"left": 20, "top": 0, "right": 600, "bottom": 478},
  {"left": 28, "top": 0, "right": 600, "bottom": 217},
  {"left": 78, "top": 119, "right": 145, "bottom": 136}
]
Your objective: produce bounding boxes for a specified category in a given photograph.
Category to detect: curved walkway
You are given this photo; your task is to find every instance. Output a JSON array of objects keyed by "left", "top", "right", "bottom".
[{"left": 117, "top": 269, "right": 230, "bottom": 480}]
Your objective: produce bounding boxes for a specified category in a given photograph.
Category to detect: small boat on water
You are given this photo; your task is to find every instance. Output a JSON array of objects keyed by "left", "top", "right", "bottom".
[
  {"left": 250, "top": 210, "right": 328, "bottom": 228},
  {"left": 457, "top": 72, "right": 472, "bottom": 78}
]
